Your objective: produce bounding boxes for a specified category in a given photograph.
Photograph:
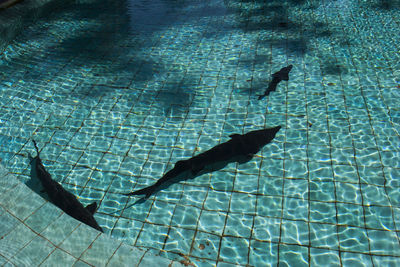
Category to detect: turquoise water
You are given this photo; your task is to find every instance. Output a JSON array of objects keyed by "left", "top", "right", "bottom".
[{"left": 0, "top": 0, "right": 399, "bottom": 266}]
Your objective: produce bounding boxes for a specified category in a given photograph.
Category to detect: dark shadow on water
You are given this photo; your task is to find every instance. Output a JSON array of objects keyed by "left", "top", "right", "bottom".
[
  {"left": 371, "top": 0, "right": 400, "bottom": 10},
  {"left": 320, "top": 58, "right": 348, "bottom": 76},
  {"left": 217, "top": 0, "right": 337, "bottom": 59},
  {"left": 1, "top": 0, "right": 352, "bottom": 115}
]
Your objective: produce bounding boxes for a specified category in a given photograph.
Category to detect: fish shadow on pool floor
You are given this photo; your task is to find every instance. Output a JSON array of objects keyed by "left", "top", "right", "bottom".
[{"left": 123, "top": 126, "right": 281, "bottom": 205}]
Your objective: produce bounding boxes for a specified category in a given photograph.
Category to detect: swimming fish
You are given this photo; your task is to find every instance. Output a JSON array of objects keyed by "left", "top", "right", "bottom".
[
  {"left": 28, "top": 140, "right": 103, "bottom": 232},
  {"left": 124, "top": 126, "right": 281, "bottom": 199},
  {"left": 258, "top": 65, "right": 293, "bottom": 100}
]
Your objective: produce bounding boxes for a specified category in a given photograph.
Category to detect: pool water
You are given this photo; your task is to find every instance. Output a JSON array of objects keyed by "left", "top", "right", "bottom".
[{"left": 0, "top": 0, "right": 399, "bottom": 266}]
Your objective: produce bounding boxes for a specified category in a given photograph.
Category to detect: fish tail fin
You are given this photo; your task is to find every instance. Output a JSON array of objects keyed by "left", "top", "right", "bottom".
[
  {"left": 32, "top": 139, "right": 40, "bottom": 155},
  {"left": 123, "top": 185, "right": 155, "bottom": 198}
]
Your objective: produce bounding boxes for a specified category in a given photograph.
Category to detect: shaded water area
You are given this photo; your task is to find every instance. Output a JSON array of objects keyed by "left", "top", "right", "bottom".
[{"left": 0, "top": 0, "right": 399, "bottom": 265}]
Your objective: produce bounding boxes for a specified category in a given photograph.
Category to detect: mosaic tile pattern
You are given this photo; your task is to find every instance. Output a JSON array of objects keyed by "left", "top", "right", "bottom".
[
  {"left": 1, "top": 0, "right": 400, "bottom": 266},
  {"left": 0, "top": 165, "right": 182, "bottom": 266}
]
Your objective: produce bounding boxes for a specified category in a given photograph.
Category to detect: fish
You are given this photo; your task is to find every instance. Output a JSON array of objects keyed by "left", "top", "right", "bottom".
[
  {"left": 124, "top": 126, "right": 281, "bottom": 199},
  {"left": 258, "top": 65, "right": 293, "bottom": 100},
  {"left": 28, "top": 140, "right": 103, "bottom": 232}
]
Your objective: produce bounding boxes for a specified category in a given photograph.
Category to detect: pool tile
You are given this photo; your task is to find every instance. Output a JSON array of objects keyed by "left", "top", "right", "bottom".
[
  {"left": 111, "top": 218, "right": 143, "bottom": 245},
  {"left": 309, "top": 201, "right": 337, "bottom": 224},
  {"left": 190, "top": 231, "right": 220, "bottom": 261},
  {"left": 308, "top": 162, "right": 334, "bottom": 182},
  {"left": 139, "top": 250, "right": 174, "bottom": 267},
  {"left": 40, "top": 248, "right": 77, "bottom": 267},
  {"left": 282, "top": 197, "right": 308, "bottom": 221},
  {"left": 386, "top": 186, "right": 400, "bottom": 206},
  {"left": 278, "top": 244, "right": 309, "bottom": 267},
  {"left": 284, "top": 178, "right": 308, "bottom": 199},
  {"left": 229, "top": 192, "right": 256, "bottom": 214},
  {"left": 256, "top": 195, "right": 282, "bottom": 218},
  {"left": 24, "top": 202, "right": 62, "bottom": 233},
  {"left": 310, "top": 222, "right": 338, "bottom": 250},
  {"left": 0, "top": 183, "right": 43, "bottom": 220},
  {"left": 341, "top": 252, "right": 373, "bottom": 267},
  {"left": 284, "top": 159, "right": 308, "bottom": 179},
  {"left": 281, "top": 219, "right": 309, "bottom": 245},
  {"left": 0, "top": 223, "right": 37, "bottom": 260},
  {"left": 338, "top": 226, "right": 370, "bottom": 253},
  {"left": 371, "top": 255, "right": 400, "bottom": 267},
  {"left": 224, "top": 213, "right": 253, "bottom": 239},
  {"left": 248, "top": 241, "right": 278, "bottom": 266},
  {"left": 310, "top": 248, "right": 340, "bottom": 267},
  {"left": 252, "top": 217, "right": 281, "bottom": 243},
  {"left": 80, "top": 234, "right": 121, "bottom": 266},
  {"left": 13, "top": 236, "right": 55, "bottom": 266},
  {"left": 335, "top": 182, "right": 362, "bottom": 205},
  {"left": 59, "top": 224, "right": 100, "bottom": 258},
  {"left": 170, "top": 204, "right": 201, "bottom": 230},
  {"left": 367, "top": 229, "right": 400, "bottom": 256},
  {"left": 106, "top": 243, "right": 145, "bottom": 267},
  {"left": 135, "top": 223, "right": 168, "bottom": 250},
  {"left": 72, "top": 260, "right": 93, "bottom": 267},
  {"left": 365, "top": 205, "right": 395, "bottom": 230},
  {"left": 145, "top": 200, "right": 175, "bottom": 224},
  {"left": 197, "top": 210, "right": 227, "bottom": 236},
  {"left": 0, "top": 210, "right": 20, "bottom": 238},
  {"left": 218, "top": 236, "right": 249, "bottom": 265},
  {"left": 164, "top": 227, "right": 195, "bottom": 254},
  {"left": 309, "top": 180, "right": 335, "bottom": 202}
]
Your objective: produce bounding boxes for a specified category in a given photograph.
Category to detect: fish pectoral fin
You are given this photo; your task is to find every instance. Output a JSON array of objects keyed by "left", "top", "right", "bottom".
[
  {"left": 85, "top": 202, "right": 98, "bottom": 214},
  {"left": 229, "top": 134, "right": 241, "bottom": 139}
]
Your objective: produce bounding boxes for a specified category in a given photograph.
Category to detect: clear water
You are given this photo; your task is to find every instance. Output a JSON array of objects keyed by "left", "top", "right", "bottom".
[{"left": 1, "top": 0, "right": 399, "bottom": 265}]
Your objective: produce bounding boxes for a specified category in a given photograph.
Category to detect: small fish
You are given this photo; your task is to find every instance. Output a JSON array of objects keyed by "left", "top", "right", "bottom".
[
  {"left": 28, "top": 140, "right": 103, "bottom": 232},
  {"left": 124, "top": 126, "right": 281, "bottom": 199},
  {"left": 258, "top": 65, "right": 293, "bottom": 100}
]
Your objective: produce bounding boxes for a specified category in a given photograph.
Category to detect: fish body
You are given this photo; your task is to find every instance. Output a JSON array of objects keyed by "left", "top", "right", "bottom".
[
  {"left": 258, "top": 65, "right": 293, "bottom": 100},
  {"left": 29, "top": 140, "right": 103, "bottom": 232},
  {"left": 125, "top": 126, "right": 281, "bottom": 198}
]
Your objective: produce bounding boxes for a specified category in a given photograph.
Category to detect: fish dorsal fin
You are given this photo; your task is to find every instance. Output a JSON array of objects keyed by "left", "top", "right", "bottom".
[
  {"left": 229, "top": 134, "right": 241, "bottom": 139},
  {"left": 85, "top": 202, "right": 98, "bottom": 214}
]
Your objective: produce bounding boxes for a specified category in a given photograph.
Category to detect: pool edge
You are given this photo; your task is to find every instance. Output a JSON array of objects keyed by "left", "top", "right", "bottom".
[{"left": 0, "top": 163, "right": 184, "bottom": 266}]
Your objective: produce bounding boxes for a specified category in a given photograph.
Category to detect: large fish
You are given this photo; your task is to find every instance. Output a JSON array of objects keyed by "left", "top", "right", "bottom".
[
  {"left": 258, "top": 65, "right": 293, "bottom": 100},
  {"left": 28, "top": 140, "right": 103, "bottom": 232},
  {"left": 124, "top": 126, "right": 281, "bottom": 198}
]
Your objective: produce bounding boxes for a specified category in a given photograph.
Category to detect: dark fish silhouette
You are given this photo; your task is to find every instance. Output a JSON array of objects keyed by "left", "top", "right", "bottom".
[
  {"left": 28, "top": 140, "right": 103, "bottom": 232},
  {"left": 124, "top": 126, "right": 281, "bottom": 199},
  {"left": 258, "top": 65, "right": 293, "bottom": 100}
]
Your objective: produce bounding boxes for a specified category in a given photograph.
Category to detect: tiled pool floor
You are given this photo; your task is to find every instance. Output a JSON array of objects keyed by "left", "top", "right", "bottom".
[{"left": 0, "top": 0, "right": 400, "bottom": 266}]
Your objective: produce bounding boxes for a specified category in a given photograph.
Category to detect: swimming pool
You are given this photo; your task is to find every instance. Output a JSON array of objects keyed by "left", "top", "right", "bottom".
[{"left": 0, "top": 0, "right": 399, "bottom": 266}]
